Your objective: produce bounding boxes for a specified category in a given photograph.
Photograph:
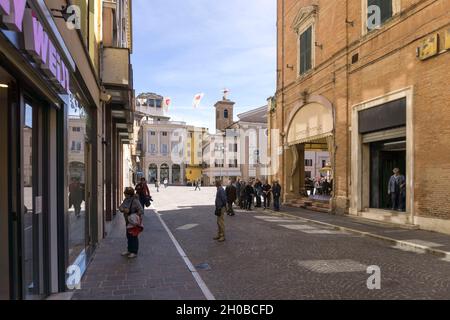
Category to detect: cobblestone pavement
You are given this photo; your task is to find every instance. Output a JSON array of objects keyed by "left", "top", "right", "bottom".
[
  {"left": 74, "top": 186, "right": 450, "bottom": 300},
  {"left": 152, "top": 186, "right": 450, "bottom": 300},
  {"left": 72, "top": 205, "right": 205, "bottom": 300}
]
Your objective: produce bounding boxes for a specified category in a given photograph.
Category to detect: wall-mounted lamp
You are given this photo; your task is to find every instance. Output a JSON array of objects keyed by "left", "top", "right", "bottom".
[
  {"left": 286, "top": 64, "right": 294, "bottom": 70},
  {"left": 315, "top": 42, "right": 323, "bottom": 50},
  {"left": 0, "top": 84, "right": 8, "bottom": 88}
]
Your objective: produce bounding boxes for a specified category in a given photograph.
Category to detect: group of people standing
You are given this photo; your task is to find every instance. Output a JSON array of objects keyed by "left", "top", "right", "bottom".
[
  {"left": 220, "top": 178, "right": 283, "bottom": 216},
  {"left": 235, "top": 179, "right": 282, "bottom": 212},
  {"left": 305, "top": 177, "right": 333, "bottom": 196},
  {"left": 214, "top": 179, "right": 283, "bottom": 242},
  {"left": 154, "top": 178, "right": 169, "bottom": 192}
]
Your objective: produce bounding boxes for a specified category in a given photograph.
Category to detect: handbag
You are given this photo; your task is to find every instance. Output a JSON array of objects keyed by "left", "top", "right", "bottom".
[
  {"left": 214, "top": 207, "right": 222, "bottom": 217},
  {"left": 144, "top": 195, "right": 152, "bottom": 208}
]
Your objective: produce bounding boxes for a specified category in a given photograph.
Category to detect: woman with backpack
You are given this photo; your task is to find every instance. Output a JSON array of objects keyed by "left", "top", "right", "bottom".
[{"left": 119, "top": 187, "right": 144, "bottom": 259}]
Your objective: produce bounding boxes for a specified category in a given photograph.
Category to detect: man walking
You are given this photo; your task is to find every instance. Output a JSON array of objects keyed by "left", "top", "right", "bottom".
[
  {"left": 214, "top": 180, "right": 227, "bottom": 242},
  {"left": 135, "top": 177, "right": 151, "bottom": 209},
  {"left": 195, "top": 179, "right": 201, "bottom": 191},
  {"left": 225, "top": 180, "right": 237, "bottom": 216},
  {"left": 272, "top": 181, "right": 282, "bottom": 212},
  {"left": 388, "top": 168, "right": 406, "bottom": 211}
]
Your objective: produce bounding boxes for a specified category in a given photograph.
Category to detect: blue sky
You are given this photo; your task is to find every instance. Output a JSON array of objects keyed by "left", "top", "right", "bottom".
[{"left": 132, "top": 0, "right": 277, "bottom": 131}]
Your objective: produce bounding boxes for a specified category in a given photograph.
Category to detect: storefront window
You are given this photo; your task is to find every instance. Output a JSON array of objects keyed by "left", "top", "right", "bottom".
[{"left": 67, "top": 94, "right": 92, "bottom": 267}]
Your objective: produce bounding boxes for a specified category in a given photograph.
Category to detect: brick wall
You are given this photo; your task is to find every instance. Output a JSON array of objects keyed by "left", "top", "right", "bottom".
[{"left": 275, "top": 0, "right": 450, "bottom": 219}]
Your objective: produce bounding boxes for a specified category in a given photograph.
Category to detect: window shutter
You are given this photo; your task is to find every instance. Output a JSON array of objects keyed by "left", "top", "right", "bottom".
[{"left": 300, "top": 26, "right": 312, "bottom": 75}]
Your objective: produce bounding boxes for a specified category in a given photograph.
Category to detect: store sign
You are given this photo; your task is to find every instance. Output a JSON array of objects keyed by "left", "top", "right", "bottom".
[
  {"left": 0, "top": 1, "right": 70, "bottom": 94},
  {"left": 0, "top": 0, "right": 25, "bottom": 32},
  {"left": 417, "top": 34, "right": 439, "bottom": 61}
]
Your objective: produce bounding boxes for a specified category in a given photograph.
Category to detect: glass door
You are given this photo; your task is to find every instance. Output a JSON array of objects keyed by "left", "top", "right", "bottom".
[{"left": 22, "top": 102, "right": 45, "bottom": 299}]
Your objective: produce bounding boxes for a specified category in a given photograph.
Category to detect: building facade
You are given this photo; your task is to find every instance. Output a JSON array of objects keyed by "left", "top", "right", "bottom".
[
  {"left": 134, "top": 92, "right": 208, "bottom": 186},
  {"left": 203, "top": 97, "right": 269, "bottom": 185},
  {"left": 270, "top": 0, "right": 450, "bottom": 234},
  {"left": 185, "top": 125, "right": 209, "bottom": 185},
  {"left": 0, "top": 0, "right": 134, "bottom": 300}
]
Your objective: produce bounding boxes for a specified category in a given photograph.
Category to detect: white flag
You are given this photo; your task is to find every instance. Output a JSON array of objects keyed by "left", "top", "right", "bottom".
[
  {"left": 193, "top": 93, "right": 204, "bottom": 108},
  {"left": 163, "top": 97, "right": 171, "bottom": 111}
]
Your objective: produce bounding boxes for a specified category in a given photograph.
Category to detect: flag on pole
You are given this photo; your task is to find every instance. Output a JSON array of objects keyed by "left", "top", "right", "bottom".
[
  {"left": 162, "top": 97, "right": 171, "bottom": 112},
  {"left": 192, "top": 93, "right": 204, "bottom": 108},
  {"left": 222, "top": 88, "right": 230, "bottom": 99}
]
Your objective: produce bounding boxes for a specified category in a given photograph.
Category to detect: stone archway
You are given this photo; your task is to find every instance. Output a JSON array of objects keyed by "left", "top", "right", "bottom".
[{"left": 284, "top": 96, "right": 335, "bottom": 207}]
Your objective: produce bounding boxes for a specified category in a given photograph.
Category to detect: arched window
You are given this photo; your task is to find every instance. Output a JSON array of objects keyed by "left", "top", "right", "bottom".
[
  {"left": 172, "top": 164, "right": 181, "bottom": 184},
  {"left": 224, "top": 109, "right": 229, "bottom": 119},
  {"left": 160, "top": 164, "right": 169, "bottom": 183},
  {"left": 148, "top": 164, "right": 158, "bottom": 183}
]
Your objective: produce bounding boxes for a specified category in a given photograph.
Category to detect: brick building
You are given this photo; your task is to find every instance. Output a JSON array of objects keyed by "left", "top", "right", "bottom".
[{"left": 270, "top": 0, "right": 450, "bottom": 234}]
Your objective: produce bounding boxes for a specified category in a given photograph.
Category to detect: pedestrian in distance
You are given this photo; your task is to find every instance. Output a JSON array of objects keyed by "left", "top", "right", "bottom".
[
  {"left": 214, "top": 180, "right": 227, "bottom": 242},
  {"left": 195, "top": 179, "right": 201, "bottom": 191},
  {"left": 69, "top": 177, "right": 84, "bottom": 218},
  {"left": 164, "top": 178, "right": 168, "bottom": 188},
  {"left": 155, "top": 180, "right": 160, "bottom": 193},
  {"left": 254, "top": 179, "right": 263, "bottom": 208},
  {"left": 262, "top": 180, "right": 272, "bottom": 210},
  {"left": 244, "top": 181, "right": 255, "bottom": 211},
  {"left": 388, "top": 168, "right": 406, "bottom": 211},
  {"left": 135, "top": 177, "right": 151, "bottom": 209},
  {"left": 239, "top": 180, "right": 246, "bottom": 209},
  {"left": 225, "top": 179, "right": 237, "bottom": 216},
  {"left": 119, "top": 187, "right": 144, "bottom": 259},
  {"left": 272, "top": 181, "right": 282, "bottom": 212},
  {"left": 235, "top": 178, "right": 241, "bottom": 206}
]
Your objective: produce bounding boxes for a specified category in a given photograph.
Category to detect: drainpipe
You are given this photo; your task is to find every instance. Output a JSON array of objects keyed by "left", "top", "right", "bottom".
[
  {"left": 281, "top": 0, "right": 286, "bottom": 202},
  {"left": 345, "top": 0, "right": 351, "bottom": 214}
]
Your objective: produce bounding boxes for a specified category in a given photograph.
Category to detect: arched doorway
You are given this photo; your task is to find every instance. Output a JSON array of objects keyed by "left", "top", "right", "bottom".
[
  {"left": 148, "top": 164, "right": 157, "bottom": 183},
  {"left": 285, "top": 99, "right": 334, "bottom": 209},
  {"left": 160, "top": 164, "right": 169, "bottom": 183},
  {"left": 172, "top": 164, "right": 181, "bottom": 184}
]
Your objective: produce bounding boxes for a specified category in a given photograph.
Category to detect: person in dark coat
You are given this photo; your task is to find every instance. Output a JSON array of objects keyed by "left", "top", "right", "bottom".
[
  {"left": 262, "top": 181, "right": 272, "bottom": 210},
  {"left": 254, "top": 179, "right": 263, "bottom": 208},
  {"left": 225, "top": 180, "right": 237, "bottom": 216},
  {"left": 214, "top": 180, "right": 227, "bottom": 242},
  {"left": 272, "top": 181, "right": 282, "bottom": 212},
  {"left": 69, "top": 177, "right": 84, "bottom": 218},
  {"left": 235, "top": 178, "right": 241, "bottom": 206},
  {"left": 135, "top": 177, "right": 151, "bottom": 209},
  {"left": 239, "top": 181, "right": 247, "bottom": 209},
  {"left": 244, "top": 181, "right": 255, "bottom": 211}
]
